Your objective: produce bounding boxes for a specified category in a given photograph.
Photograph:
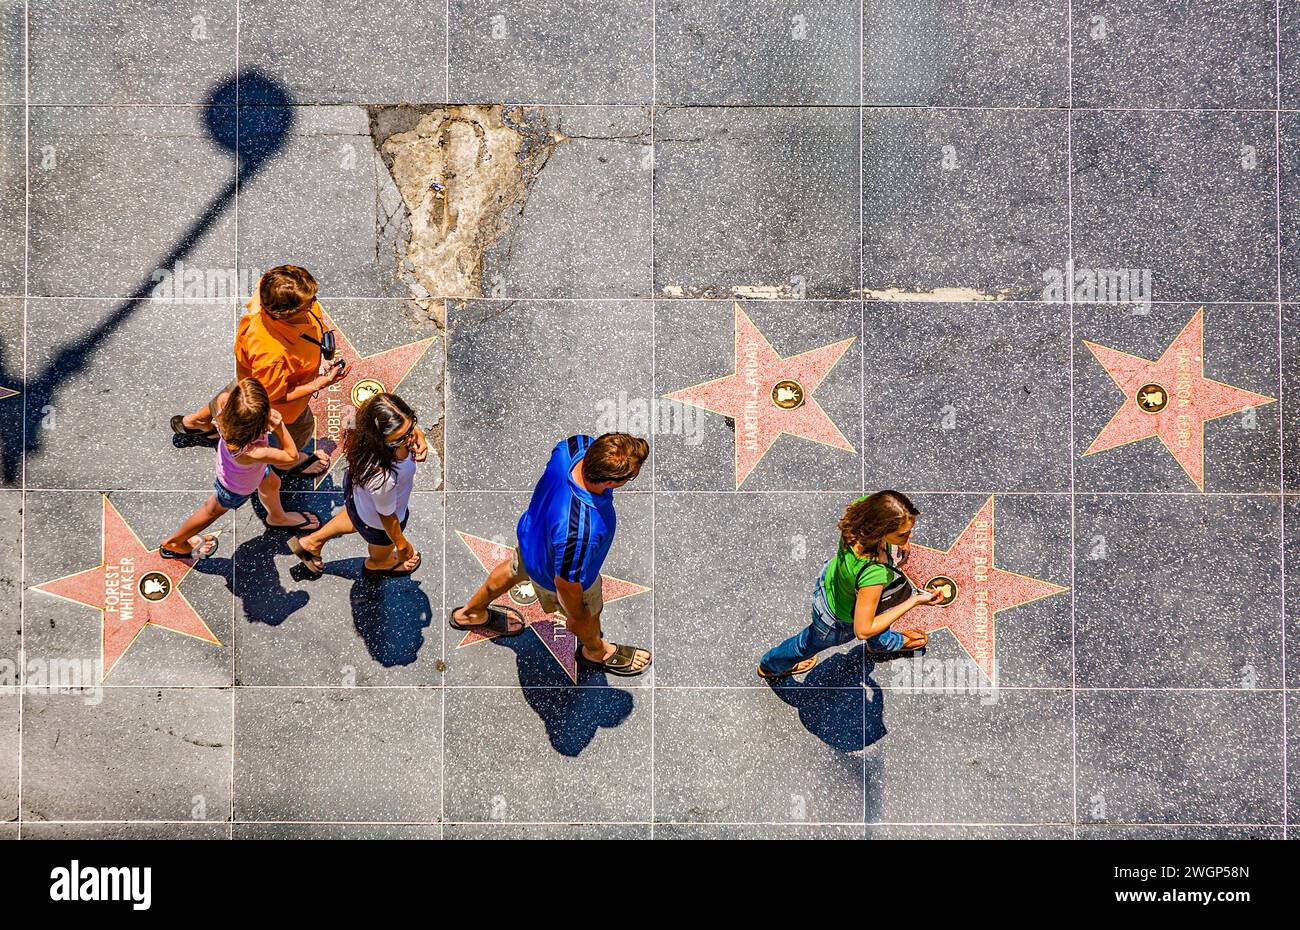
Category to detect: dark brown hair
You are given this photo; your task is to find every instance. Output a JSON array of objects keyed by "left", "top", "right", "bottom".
[
  {"left": 259, "top": 265, "right": 318, "bottom": 319},
  {"left": 345, "top": 393, "right": 417, "bottom": 489},
  {"left": 581, "top": 433, "right": 649, "bottom": 484},
  {"left": 215, "top": 378, "right": 272, "bottom": 451},
  {"left": 838, "top": 490, "right": 919, "bottom": 562}
]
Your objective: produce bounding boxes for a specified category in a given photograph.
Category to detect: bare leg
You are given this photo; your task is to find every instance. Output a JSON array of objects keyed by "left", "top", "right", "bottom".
[
  {"left": 180, "top": 403, "right": 214, "bottom": 433},
  {"left": 162, "top": 496, "right": 228, "bottom": 555},
  {"left": 297, "top": 507, "right": 355, "bottom": 561},
  {"left": 452, "top": 556, "right": 525, "bottom": 625},
  {"left": 365, "top": 541, "right": 419, "bottom": 572},
  {"left": 257, "top": 469, "right": 320, "bottom": 530}
]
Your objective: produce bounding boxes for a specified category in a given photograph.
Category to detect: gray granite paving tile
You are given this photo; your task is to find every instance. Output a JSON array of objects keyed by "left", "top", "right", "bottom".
[
  {"left": 27, "top": 106, "right": 237, "bottom": 299},
  {"left": 1288, "top": 499, "right": 1300, "bottom": 692},
  {"left": 22, "top": 821, "right": 230, "bottom": 839},
  {"left": 1284, "top": 2, "right": 1300, "bottom": 111},
  {"left": 864, "top": 824, "right": 1074, "bottom": 839},
  {"left": 0, "top": 824, "right": 15, "bottom": 839},
  {"left": 0, "top": 2, "right": 23, "bottom": 106},
  {"left": 654, "top": 107, "right": 860, "bottom": 301},
  {"left": 0, "top": 300, "right": 21, "bottom": 489},
  {"left": 862, "top": 109, "right": 1068, "bottom": 302},
  {"left": 29, "top": 0, "right": 235, "bottom": 105},
  {"left": 0, "top": 109, "right": 22, "bottom": 297},
  {"left": 0, "top": 689, "right": 15, "bottom": 824},
  {"left": 446, "top": 823, "right": 648, "bottom": 839},
  {"left": 1075, "top": 690, "right": 1284, "bottom": 825},
  {"left": 863, "top": 0, "right": 1067, "bottom": 107},
  {"left": 653, "top": 300, "right": 862, "bottom": 491},
  {"left": 1075, "top": 494, "right": 1281, "bottom": 689},
  {"left": 448, "top": 0, "right": 652, "bottom": 104},
  {"left": 237, "top": 106, "right": 403, "bottom": 299},
  {"left": 234, "top": 688, "right": 440, "bottom": 822},
  {"left": 1078, "top": 825, "right": 1283, "bottom": 840},
  {"left": 1283, "top": 118, "right": 1299, "bottom": 302},
  {"left": 657, "top": 823, "right": 863, "bottom": 839},
  {"left": 1074, "top": 302, "right": 1280, "bottom": 494},
  {"left": 235, "top": 822, "right": 440, "bottom": 839},
  {"left": 1291, "top": 691, "right": 1299, "bottom": 827},
  {"left": 20, "top": 687, "right": 232, "bottom": 822},
  {"left": 0, "top": 492, "right": 19, "bottom": 690},
  {"left": 860, "top": 689, "right": 1073, "bottom": 825},
  {"left": 1071, "top": 111, "right": 1278, "bottom": 304},
  {"left": 23, "top": 298, "right": 236, "bottom": 491},
  {"left": 446, "top": 299, "right": 652, "bottom": 491},
  {"left": 239, "top": 0, "right": 446, "bottom": 105},
  {"left": 653, "top": 491, "right": 857, "bottom": 687},
  {"left": 23, "top": 491, "right": 235, "bottom": 687},
  {"left": 233, "top": 491, "right": 443, "bottom": 687},
  {"left": 443, "top": 686, "right": 650, "bottom": 823},
  {"left": 444, "top": 491, "right": 652, "bottom": 687},
  {"left": 860, "top": 302, "right": 1071, "bottom": 492},
  {"left": 480, "top": 107, "right": 652, "bottom": 300},
  {"left": 655, "top": 688, "right": 865, "bottom": 825},
  {"left": 656, "top": 1, "right": 859, "bottom": 105},
  {"left": 1070, "top": 0, "right": 1276, "bottom": 109}
]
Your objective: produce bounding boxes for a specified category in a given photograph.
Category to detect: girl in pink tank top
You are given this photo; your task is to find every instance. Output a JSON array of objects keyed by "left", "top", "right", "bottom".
[{"left": 159, "top": 378, "right": 320, "bottom": 560}]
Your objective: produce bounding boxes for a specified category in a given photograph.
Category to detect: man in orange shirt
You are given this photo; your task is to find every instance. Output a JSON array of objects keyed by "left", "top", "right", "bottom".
[{"left": 172, "top": 266, "right": 348, "bottom": 513}]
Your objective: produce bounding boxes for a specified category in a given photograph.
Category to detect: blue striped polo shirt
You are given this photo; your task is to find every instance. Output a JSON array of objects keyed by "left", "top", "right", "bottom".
[{"left": 516, "top": 436, "right": 617, "bottom": 590}]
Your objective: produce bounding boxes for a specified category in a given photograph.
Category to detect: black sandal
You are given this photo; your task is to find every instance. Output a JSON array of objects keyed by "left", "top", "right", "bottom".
[
  {"left": 273, "top": 450, "right": 330, "bottom": 479},
  {"left": 448, "top": 604, "right": 526, "bottom": 637},
  {"left": 159, "top": 534, "right": 218, "bottom": 561},
  {"left": 362, "top": 552, "right": 422, "bottom": 578},
  {"left": 170, "top": 414, "right": 218, "bottom": 442},
  {"left": 263, "top": 511, "right": 321, "bottom": 532},
  {"left": 287, "top": 536, "right": 325, "bottom": 575},
  {"left": 576, "top": 642, "right": 652, "bottom": 677}
]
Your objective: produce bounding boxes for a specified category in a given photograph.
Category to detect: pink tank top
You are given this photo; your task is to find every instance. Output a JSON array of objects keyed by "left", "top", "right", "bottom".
[{"left": 214, "top": 429, "right": 270, "bottom": 496}]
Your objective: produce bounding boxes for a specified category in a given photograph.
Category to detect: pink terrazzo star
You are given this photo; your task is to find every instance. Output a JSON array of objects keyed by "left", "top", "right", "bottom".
[
  {"left": 453, "top": 531, "right": 650, "bottom": 683},
  {"left": 1082, "top": 307, "right": 1275, "bottom": 490},
  {"left": 0, "top": 386, "right": 16, "bottom": 401},
  {"left": 30, "top": 495, "right": 221, "bottom": 681},
  {"left": 896, "top": 496, "right": 1067, "bottom": 681},
  {"left": 662, "top": 303, "right": 856, "bottom": 488},
  {"left": 308, "top": 308, "right": 437, "bottom": 486}
]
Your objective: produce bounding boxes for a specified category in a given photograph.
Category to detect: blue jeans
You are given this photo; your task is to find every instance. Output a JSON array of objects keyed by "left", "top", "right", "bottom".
[{"left": 760, "top": 565, "right": 905, "bottom": 675}]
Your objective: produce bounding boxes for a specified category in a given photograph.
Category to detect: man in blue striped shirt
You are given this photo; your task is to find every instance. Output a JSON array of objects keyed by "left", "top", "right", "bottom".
[{"left": 451, "top": 433, "right": 652, "bottom": 677}]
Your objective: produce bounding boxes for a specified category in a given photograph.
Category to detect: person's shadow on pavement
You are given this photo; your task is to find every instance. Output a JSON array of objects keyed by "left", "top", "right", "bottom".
[
  {"left": 485, "top": 632, "right": 635, "bottom": 757},
  {"left": 764, "top": 644, "right": 887, "bottom": 753},
  {"left": 348, "top": 568, "right": 432, "bottom": 668}
]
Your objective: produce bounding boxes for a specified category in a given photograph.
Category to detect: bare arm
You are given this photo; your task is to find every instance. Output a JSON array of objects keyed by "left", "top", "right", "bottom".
[{"left": 852, "top": 585, "right": 932, "bottom": 640}]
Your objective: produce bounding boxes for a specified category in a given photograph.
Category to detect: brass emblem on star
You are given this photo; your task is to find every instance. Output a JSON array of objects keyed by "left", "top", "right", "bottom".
[
  {"left": 138, "top": 571, "right": 172, "bottom": 602},
  {"left": 924, "top": 576, "right": 958, "bottom": 607},
  {"left": 508, "top": 581, "right": 539, "bottom": 607},
  {"left": 351, "top": 378, "right": 387, "bottom": 409},
  {"left": 1135, "top": 382, "right": 1169, "bottom": 414},
  {"left": 770, "top": 379, "right": 805, "bottom": 410}
]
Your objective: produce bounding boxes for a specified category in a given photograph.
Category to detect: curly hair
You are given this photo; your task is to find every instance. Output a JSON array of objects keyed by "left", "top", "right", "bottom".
[{"left": 837, "top": 490, "right": 919, "bottom": 563}]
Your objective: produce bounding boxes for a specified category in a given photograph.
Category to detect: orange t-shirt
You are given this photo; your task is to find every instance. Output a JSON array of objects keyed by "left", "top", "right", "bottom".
[{"left": 234, "top": 302, "right": 323, "bottom": 423}]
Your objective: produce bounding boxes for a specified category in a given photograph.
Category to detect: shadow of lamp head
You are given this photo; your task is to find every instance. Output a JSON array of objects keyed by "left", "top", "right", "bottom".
[{"left": 204, "top": 70, "right": 296, "bottom": 176}]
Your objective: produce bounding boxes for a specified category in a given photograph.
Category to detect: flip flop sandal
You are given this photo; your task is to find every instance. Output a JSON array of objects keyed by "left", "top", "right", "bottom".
[
  {"left": 287, "top": 536, "right": 325, "bottom": 576},
  {"left": 170, "top": 414, "right": 218, "bottom": 440},
  {"left": 264, "top": 511, "right": 321, "bottom": 532},
  {"left": 756, "top": 656, "right": 818, "bottom": 680},
  {"left": 448, "top": 604, "right": 526, "bottom": 638},
  {"left": 273, "top": 450, "right": 330, "bottom": 479},
  {"left": 576, "top": 642, "right": 652, "bottom": 677},
  {"left": 363, "top": 551, "right": 422, "bottom": 579},
  {"left": 159, "top": 534, "right": 218, "bottom": 561}
]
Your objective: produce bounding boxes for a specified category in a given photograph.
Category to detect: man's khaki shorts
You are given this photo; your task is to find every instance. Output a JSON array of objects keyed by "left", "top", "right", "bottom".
[
  {"left": 210, "top": 379, "right": 315, "bottom": 451},
  {"left": 510, "top": 547, "right": 603, "bottom": 617}
]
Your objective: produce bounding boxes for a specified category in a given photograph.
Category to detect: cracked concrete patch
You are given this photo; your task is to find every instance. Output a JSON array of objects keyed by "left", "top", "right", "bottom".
[
  {"left": 369, "top": 104, "right": 562, "bottom": 317},
  {"left": 861, "top": 286, "right": 1012, "bottom": 302}
]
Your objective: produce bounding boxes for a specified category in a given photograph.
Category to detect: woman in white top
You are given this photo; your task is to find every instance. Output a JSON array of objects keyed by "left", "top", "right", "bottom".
[{"left": 290, "top": 393, "right": 427, "bottom": 578}]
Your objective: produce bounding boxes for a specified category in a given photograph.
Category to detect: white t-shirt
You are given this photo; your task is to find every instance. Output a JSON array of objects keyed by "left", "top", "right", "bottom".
[{"left": 350, "top": 457, "right": 416, "bottom": 530}]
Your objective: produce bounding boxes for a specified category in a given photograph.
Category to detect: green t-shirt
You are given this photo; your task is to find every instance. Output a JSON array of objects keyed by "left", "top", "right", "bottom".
[{"left": 823, "top": 502, "right": 898, "bottom": 623}]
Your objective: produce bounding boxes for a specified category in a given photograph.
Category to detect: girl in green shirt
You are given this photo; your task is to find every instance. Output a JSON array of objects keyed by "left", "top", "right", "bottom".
[{"left": 758, "top": 490, "right": 939, "bottom": 679}]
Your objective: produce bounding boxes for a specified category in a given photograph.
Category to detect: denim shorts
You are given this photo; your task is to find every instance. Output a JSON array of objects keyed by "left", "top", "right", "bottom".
[{"left": 213, "top": 477, "right": 255, "bottom": 510}]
